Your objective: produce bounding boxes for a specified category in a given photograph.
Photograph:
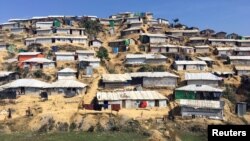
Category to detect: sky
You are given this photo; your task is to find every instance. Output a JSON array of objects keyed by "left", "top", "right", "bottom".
[{"left": 0, "top": 0, "right": 250, "bottom": 35}]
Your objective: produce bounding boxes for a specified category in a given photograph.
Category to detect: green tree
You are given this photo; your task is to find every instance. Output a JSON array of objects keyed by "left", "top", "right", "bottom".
[
  {"left": 79, "top": 18, "right": 103, "bottom": 37},
  {"left": 97, "top": 47, "right": 109, "bottom": 60}
]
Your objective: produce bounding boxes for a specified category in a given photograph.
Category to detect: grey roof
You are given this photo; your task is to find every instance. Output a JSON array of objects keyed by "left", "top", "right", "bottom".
[
  {"left": 216, "top": 47, "right": 232, "bottom": 51},
  {"left": 23, "top": 57, "right": 54, "bottom": 63},
  {"left": 50, "top": 79, "right": 87, "bottom": 88},
  {"left": 150, "top": 44, "right": 178, "bottom": 48},
  {"left": 180, "top": 99, "right": 222, "bottom": 109},
  {"left": 194, "top": 45, "right": 210, "bottom": 48},
  {"left": 102, "top": 74, "right": 132, "bottom": 82},
  {"left": 185, "top": 73, "right": 222, "bottom": 81},
  {"left": 197, "top": 57, "right": 214, "bottom": 62},
  {"left": 208, "top": 38, "right": 236, "bottom": 42},
  {"left": 237, "top": 40, "right": 250, "bottom": 43},
  {"left": 18, "top": 52, "right": 41, "bottom": 56},
  {"left": 58, "top": 68, "right": 77, "bottom": 73},
  {"left": 174, "top": 61, "right": 207, "bottom": 65},
  {"left": 79, "top": 57, "right": 100, "bottom": 62},
  {"left": 234, "top": 47, "right": 250, "bottom": 51},
  {"left": 122, "top": 27, "right": 141, "bottom": 32},
  {"left": 0, "top": 71, "right": 15, "bottom": 77},
  {"left": 97, "top": 91, "right": 167, "bottom": 101},
  {"left": 140, "top": 33, "right": 167, "bottom": 38},
  {"left": 126, "top": 54, "right": 167, "bottom": 59},
  {"left": 76, "top": 50, "right": 95, "bottom": 54},
  {"left": 55, "top": 52, "right": 75, "bottom": 56},
  {"left": 0, "top": 79, "right": 49, "bottom": 89},
  {"left": 234, "top": 66, "right": 250, "bottom": 71},
  {"left": 175, "top": 84, "right": 223, "bottom": 92},
  {"left": 189, "top": 37, "right": 207, "bottom": 40},
  {"left": 129, "top": 72, "right": 179, "bottom": 78},
  {"left": 229, "top": 56, "right": 250, "bottom": 60}
]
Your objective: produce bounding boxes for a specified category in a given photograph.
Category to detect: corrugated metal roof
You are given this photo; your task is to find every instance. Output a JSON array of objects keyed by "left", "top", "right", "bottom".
[
  {"left": 23, "top": 57, "right": 54, "bottom": 63},
  {"left": 36, "top": 21, "right": 53, "bottom": 24},
  {"left": 55, "top": 52, "right": 75, "bottom": 56},
  {"left": 129, "top": 72, "right": 179, "bottom": 78},
  {"left": 234, "top": 66, "right": 250, "bottom": 71},
  {"left": 97, "top": 91, "right": 167, "bottom": 101},
  {"left": 102, "top": 74, "right": 132, "bottom": 82},
  {"left": 197, "top": 57, "right": 214, "bottom": 62},
  {"left": 216, "top": 47, "right": 232, "bottom": 51},
  {"left": 180, "top": 99, "right": 222, "bottom": 109},
  {"left": 174, "top": 61, "right": 207, "bottom": 65},
  {"left": 58, "top": 68, "right": 77, "bottom": 73},
  {"left": 76, "top": 50, "right": 95, "bottom": 54},
  {"left": 229, "top": 56, "right": 250, "bottom": 60},
  {"left": 50, "top": 79, "right": 87, "bottom": 88},
  {"left": 18, "top": 52, "right": 41, "bottom": 56},
  {"left": 126, "top": 54, "right": 167, "bottom": 59},
  {"left": 208, "top": 39, "right": 236, "bottom": 42},
  {"left": 140, "top": 33, "right": 166, "bottom": 37},
  {"left": 234, "top": 47, "right": 250, "bottom": 51},
  {"left": 237, "top": 40, "right": 250, "bottom": 43},
  {"left": 194, "top": 45, "right": 210, "bottom": 48},
  {"left": 175, "top": 84, "right": 223, "bottom": 92},
  {"left": 79, "top": 57, "right": 100, "bottom": 62},
  {"left": 189, "top": 37, "right": 207, "bottom": 40},
  {"left": 122, "top": 27, "right": 141, "bottom": 32},
  {"left": 0, "top": 79, "right": 50, "bottom": 89},
  {"left": 150, "top": 44, "right": 178, "bottom": 48},
  {"left": 0, "top": 71, "right": 14, "bottom": 77},
  {"left": 167, "top": 29, "right": 199, "bottom": 33},
  {"left": 185, "top": 73, "right": 222, "bottom": 81}
]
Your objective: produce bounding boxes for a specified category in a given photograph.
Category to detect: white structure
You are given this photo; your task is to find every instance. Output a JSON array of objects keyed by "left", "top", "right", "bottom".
[
  {"left": 0, "top": 43, "right": 7, "bottom": 51},
  {"left": 125, "top": 54, "right": 167, "bottom": 65},
  {"left": 57, "top": 68, "right": 77, "bottom": 80},
  {"left": 129, "top": 72, "right": 179, "bottom": 87},
  {"left": 215, "top": 47, "right": 232, "bottom": 58},
  {"left": 150, "top": 44, "right": 179, "bottom": 53},
  {"left": 55, "top": 52, "right": 75, "bottom": 61},
  {"left": 36, "top": 21, "right": 53, "bottom": 29},
  {"left": 194, "top": 45, "right": 210, "bottom": 53},
  {"left": 89, "top": 39, "right": 103, "bottom": 48},
  {"left": 208, "top": 39, "right": 236, "bottom": 46},
  {"left": 56, "top": 27, "right": 85, "bottom": 36},
  {"left": 185, "top": 73, "right": 222, "bottom": 87},
  {"left": 0, "top": 22, "right": 18, "bottom": 30},
  {"left": 22, "top": 58, "right": 55, "bottom": 70},
  {"left": 79, "top": 57, "right": 100, "bottom": 68},
  {"left": 25, "top": 36, "right": 88, "bottom": 45},
  {"left": 140, "top": 33, "right": 166, "bottom": 44},
  {"left": 97, "top": 91, "right": 167, "bottom": 109},
  {"left": 76, "top": 50, "right": 95, "bottom": 60},
  {"left": 229, "top": 56, "right": 250, "bottom": 66},
  {"left": 234, "top": 66, "right": 250, "bottom": 76},
  {"left": 36, "top": 28, "right": 53, "bottom": 35},
  {"left": 50, "top": 79, "right": 87, "bottom": 96},
  {"left": 0, "top": 79, "right": 49, "bottom": 95},
  {"left": 10, "top": 27, "right": 26, "bottom": 34},
  {"left": 174, "top": 61, "right": 207, "bottom": 71}
]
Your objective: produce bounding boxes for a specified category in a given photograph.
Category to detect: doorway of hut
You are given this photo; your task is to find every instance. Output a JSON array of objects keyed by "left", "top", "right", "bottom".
[
  {"left": 122, "top": 100, "right": 126, "bottom": 108},
  {"left": 183, "top": 65, "right": 187, "bottom": 70},
  {"left": 155, "top": 100, "right": 159, "bottom": 107}
]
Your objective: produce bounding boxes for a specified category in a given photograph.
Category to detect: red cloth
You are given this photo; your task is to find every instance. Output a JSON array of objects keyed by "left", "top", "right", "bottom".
[
  {"left": 111, "top": 104, "right": 121, "bottom": 111},
  {"left": 83, "top": 104, "right": 94, "bottom": 110},
  {"left": 139, "top": 101, "right": 147, "bottom": 108}
]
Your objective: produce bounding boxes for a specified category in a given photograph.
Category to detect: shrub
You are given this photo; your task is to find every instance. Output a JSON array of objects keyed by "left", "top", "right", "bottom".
[
  {"left": 97, "top": 47, "right": 109, "bottom": 60},
  {"left": 33, "top": 70, "right": 43, "bottom": 78}
]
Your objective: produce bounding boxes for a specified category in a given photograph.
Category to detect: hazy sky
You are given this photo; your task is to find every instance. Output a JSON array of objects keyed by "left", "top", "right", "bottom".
[{"left": 1, "top": 0, "right": 249, "bottom": 35}]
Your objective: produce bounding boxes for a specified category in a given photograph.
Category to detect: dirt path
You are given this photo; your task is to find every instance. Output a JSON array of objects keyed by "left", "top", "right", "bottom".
[{"left": 83, "top": 66, "right": 107, "bottom": 104}]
